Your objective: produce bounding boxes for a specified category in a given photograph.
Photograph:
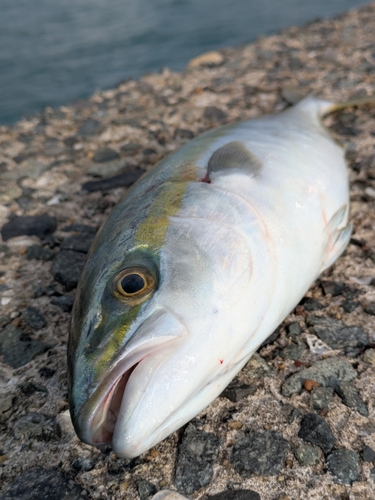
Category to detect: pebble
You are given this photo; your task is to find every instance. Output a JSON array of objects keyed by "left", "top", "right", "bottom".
[
  {"left": 71, "top": 457, "right": 94, "bottom": 472},
  {"left": 363, "top": 348, "right": 375, "bottom": 366},
  {"left": 81, "top": 168, "right": 145, "bottom": 192},
  {"left": 26, "top": 244, "right": 55, "bottom": 261},
  {"left": 120, "top": 142, "right": 142, "bottom": 155},
  {"left": 221, "top": 379, "right": 256, "bottom": 402},
  {"left": 13, "top": 413, "right": 60, "bottom": 441},
  {"left": 321, "top": 281, "right": 345, "bottom": 297},
  {"left": 364, "top": 303, "right": 375, "bottom": 316},
  {"left": 327, "top": 449, "right": 359, "bottom": 484},
  {"left": 232, "top": 429, "right": 290, "bottom": 477},
  {"left": 203, "top": 106, "right": 228, "bottom": 122},
  {"left": 307, "top": 316, "right": 368, "bottom": 349},
  {"left": 298, "top": 413, "right": 335, "bottom": 454},
  {"left": 1, "top": 468, "right": 83, "bottom": 500},
  {"left": 25, "top": 306, "right": 47, "bottom": 330},
  {"left": 136, "top": 479, "right": 158, "bottom": 500},
  {"left": 299, "top": 297, "right": 323, "bottom": 311},
  {"left": 282, "top": 358, "right": 357, "bottom": 397},
  {"left": 77, "top": 118, "right": 102, "bottom": 136},
  {"left": 19, "top": 381, "right": 47, "bottom": 395},
  {"left": 0, "top": 324, "right": 51, "bottom": 368},
  {"left": 52, "top": 250, "right": 87, "bottom": 291},
  {"left": 342, "top": 300, "right": 359, "bottom": 313},
  {"left": 174, "top": 423, "right": 221, "bottom": 495},
  {"left": 1, "top": 215, "right": 57, "bottom": 241},
  {"left": 258, "top": 327, "right": 280, "bottom": 348},
  {"left": 310, "top": 386, "right": 334, "bottom": 410},
  {"left": 87, "top": 158, "right": 127, "bottom": 177},
  {"left": 92, "top": 147, "right": 120, "bottom": 163},
  {"left": 151, "top": 492, "right": 188, "bottom": 500},
  {"left": 242, "top": 352, "right": 272, "bottom": 378},
  {"left": 287, "top": 322, "right": 302, "bottom": 340},
  {"left": 62, "top": 224, "right": 96, "bottom": 234},
  {"left": 362, "top": 445, "right": 375, "bottom": 462},
  {"left": 50, "top": 294, "right": 75, "bottom": 312},
  {"left": 188, "top": 50, "right": 224, "bottom": 68},
  {"left": 294, "top": 444, "right": 322, "bottom": 466},
  {"left": 207, "top": 490, "right": 261, "bottom": 500},
  {"left": 60, "top": 233, "right": 95, "bottom": 253},
  {"left": 335, "top": 382, "right": 368, "bottom": 416},
  {"left": 280, "top": 340, "right": 306, "bottom": 361}
]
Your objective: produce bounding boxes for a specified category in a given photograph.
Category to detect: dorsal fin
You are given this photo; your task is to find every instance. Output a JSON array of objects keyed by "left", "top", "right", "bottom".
[{"left": 207, "top": 141, "right": 262, "bottom": 177}]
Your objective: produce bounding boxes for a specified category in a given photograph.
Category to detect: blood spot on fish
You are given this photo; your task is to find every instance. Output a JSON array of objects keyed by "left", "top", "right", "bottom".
[
  {"left": 219, "top": 359, "right": 224, "bottom": 364},
  {"left": 200, "top": 172, "right": 211, "bottom": 183}
]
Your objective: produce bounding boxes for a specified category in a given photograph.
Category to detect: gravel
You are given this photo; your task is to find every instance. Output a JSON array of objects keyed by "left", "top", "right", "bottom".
[
  {"left": 327, "top": 449, "right": 359, "bottom": 485},
  {"left": 298, "top": 413, "right": 335, "bottom": 454}
]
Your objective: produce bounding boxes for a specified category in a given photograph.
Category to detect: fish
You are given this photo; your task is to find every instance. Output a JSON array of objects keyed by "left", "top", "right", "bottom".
[{"left": 68, "top": 95, "right": 369, "bottom": 459}]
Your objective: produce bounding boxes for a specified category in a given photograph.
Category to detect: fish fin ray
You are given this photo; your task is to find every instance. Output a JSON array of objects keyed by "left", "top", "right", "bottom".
[
  {"left": 322, "top": 205, "right": 352, "bottom": 271},
  {"left": 207, "top": 141, "right": 262, "bottom": 177}
]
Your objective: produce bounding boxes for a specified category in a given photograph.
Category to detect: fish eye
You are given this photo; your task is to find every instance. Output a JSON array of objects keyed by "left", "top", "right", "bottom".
[{"left": 113, "top": 266, "right": 156, "bottom": 304}]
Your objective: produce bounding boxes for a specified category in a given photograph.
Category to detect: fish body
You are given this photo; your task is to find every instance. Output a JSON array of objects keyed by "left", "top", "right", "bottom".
[{"left": 68, "top": 97, "right": 351, "bottom": 458}]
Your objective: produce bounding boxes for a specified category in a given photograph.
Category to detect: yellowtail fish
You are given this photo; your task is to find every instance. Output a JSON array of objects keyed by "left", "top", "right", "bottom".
[{"left": 68, "top": 96, "right": 366, "bottom": 458}]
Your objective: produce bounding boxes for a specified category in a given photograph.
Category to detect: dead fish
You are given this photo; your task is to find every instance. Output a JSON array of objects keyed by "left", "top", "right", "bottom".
[{"left": 68, "top": 95, "right": 370, "bottom": 458}]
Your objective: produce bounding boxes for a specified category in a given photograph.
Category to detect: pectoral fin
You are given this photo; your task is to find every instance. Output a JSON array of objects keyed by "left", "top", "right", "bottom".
[
  {"left": 207, "top": 141, "right": 262, "bottom": 177},
  {"left": 322, "top": 205, "right": 352, "bottom": 271}
]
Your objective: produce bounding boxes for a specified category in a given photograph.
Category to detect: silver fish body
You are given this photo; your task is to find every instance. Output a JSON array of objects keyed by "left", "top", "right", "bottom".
[{"left": 68, "top": 97, "right": 351, "bottom": 458}]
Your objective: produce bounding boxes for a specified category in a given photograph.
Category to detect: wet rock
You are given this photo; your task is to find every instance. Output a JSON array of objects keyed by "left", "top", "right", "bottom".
[
  {"left": 321, "top": 281, "right": 345, "bottom": 296},
  {"left": 136, "top": 479, "right": 158, "bottom": 500},
  {"left": 300, "top": 297, "right": 323, "bottom": 311},
  {"left": 310, "top": 386, "right": 334, "bottom": 410},
  {"left": 282, "top": 358, "right": 357, "bottom": 397},
  {"left": 60, "top": 233, "right": 94, "bottom": 253},
  {"left": 335, "top": 382, "right": 368, "bottom": 416},
  {"left": 25, "top": 306, "right": 47, "bottom": 330},
  {"left": 0, "top": 324, "right": 51, "bottom": 368},
  {"left": 174, "top": 423, "right": 221, "bottom": 495},
  {"left": 294, "top": 444, "right": 322, "bottom": 466},
  {"left": 13, "top": 413, "right": 60, "bottom": 441},
  {"left": 298, "top": 413, "right": 335, "bottom": 454},
  {"left": 93, "top": 147, "right": 119, "bottom": 163},
  {"left": 364, "top": 302, "right": 375, "bottom": 315},
  {"left": 207, "top": 490, "right": 261, "bottom": 500},
  {"left": 50, "top": 294, "right": 75, "bottom": 312},
  {"left": 26, "top": 244, "right": 55, "bottom": 261},
  {"left": 232, "top": 429, "right": 290, "bottom": 477},
  {"left": 82, "top": 168, "right": 145, "bottom": 192},
  {"left": 204, "top": 106, "right": 228, "bottom": 122},
  {"left": 221, "top": 379, "right": 256, "bottom": 402},
  {"left": 363, "top": 445, "right": 375, "bottom": 462},
  {"left": 78, "top": 118, "right": 102, "bottom": 136},
  {"left": 307, "top": 316, "right": 368, "bottom": 349},
  {"left": 1, "top": 215, "right": 57, "bottom": 241},
  {"left": 243, "top": 353, "right": 272, "bottom": 378},
  {"left": 71, "top": 457, "right": 94, "bottom": 472},
  {"left": 52, "top": 250, "right": 87, "bottom": 291},
  {"left": 1, "top": 468, "right": 83, "bottom": 500},
  {"left": 327, "top": 449, "right": 359, "bottom": 484}
]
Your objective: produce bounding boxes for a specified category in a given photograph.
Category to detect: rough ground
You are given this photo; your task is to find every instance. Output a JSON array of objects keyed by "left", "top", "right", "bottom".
[{"left": 1, "top": 3, "right": 375, "bottom": 500}]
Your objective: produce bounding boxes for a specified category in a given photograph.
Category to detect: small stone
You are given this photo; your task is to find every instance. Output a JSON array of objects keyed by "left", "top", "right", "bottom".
[
  {"left": 207, "top": 490, "right": 261, "bottom": 500},
  {"left": 19, "top": 382, "right": 47, "bottom": 395},
  {"left": 243, "top": 353, "right": 272, "bottom": 378},
  {"left": 300, "top": 297, "right": 323, "bottom": 311},
  {"left": 228, "top": 421, "right": 243, "bottom": 430},
  {"left": 258, "top": 328, "right": 280, "bottom": 348},
  {"left": 232, "top": 429, "right": 290, "bottom": 477},
  {"left": 87, "top": 158, "right": 127, "bottom": 177},
  {"left": 298, "top": 413, "right": 335, "bottom": 454},
  {"left": 52, "top": 250, "right": 87, "bottom": 291},
  {"left": 294, "top": 444, "right": 322, "bottom": 466},
  {"left": 60, "top": 234, "right": 94, "bottom": 253},
  {"left": 13, "top": 412, "right": 60, "bottom": 441},
  {"left": 188, "top": 50, "right": 224, "bottom": 68},
  {"left": 204, "top": 106, "right": 228, "bottom": 122},
  {"left": 24, "top": 306, "right": 47, "bottom": 330},
  {"left": 321, "top": 281, "right": 345, "bottom": 296},
  {"left": 310, "top": 386, "right": 334, "bottom": 410},
  {"left": 55, "top": 410, "right": 75, "bottom": 437},
  {"left": 93, "top": 147, "right": 119, "bottom": 163},
  {"left": 327, "top": 449, "right": 359, "bottom": 484},
  {"left": 307, "top": 316, "right": 368, "bottom": 349},
  {"left": 71, "top": 457, "right": 94, "bottom": 472},
  {"left": 136, "top": 479, "right": 157, "bottom": 500},
  {"left": 287, "top": 322, "right": 301, "bottom": 340},
  {"left": 0, "top": 324, "right": 51, "bottom": 368},
  {"left": 288, "top": 408, "right": 302, "bottom": 424},
  {"left": 174, "top": 423, "right": 221, "bottom": 495},
  {"left": 1, "top": 215, "right": 57, "bottom": 241},
  {"left": 78, "top": 118, "right": 102, "bottom": 136},
  {"left": 62, "top": 224, "right": 96, "bottom": 235},
  {"left": 82, "top": 168, "right": 145, "bottom": 192},
  {"left": 304, "top": 379, "right": 320, "bottom": 391},
  {"left": 120, "top": 142, "right": 142, "bottom": 155},
  {"left": 39, "top": 366, "right": 55, "bottom": 378},
  {"left": 280, "top": 86, "right": 306, "bottom": 104},
  {"left": 50, "top": 294, "right": 75, "bottom": 312},
  {"left": 364, "top": 349, "right": 375, "bottom": 366},
  {"left": 1, "top": 468, "right": 83, "bottom": 500},
  {"left": 370, "top": 468, "right": 375, "bottom": 482},
  {"left": 363, "top": 445, "right": 375, "bottom": 462},
  {"left": 342, "top": 300, "right": 359, "bottom": 313},
  {"left": 280, "top": 341, "right": 306, "bottom": 361},
  {"left": 174, "top": 129, "right": 195, "bottom": 140},
  {"left": 221, "top": 379, "right": 256, "bottom": 402},
  {"left": 0, "top": 454, "right": 8, "bottom": 464},
  {"left": 107, "top": 457, "right": 131, "bottom": 474},
  {"left": 64, "top": 136, "right": 79, "bottom": 147},
  {"left": 364, "top": 303, "right": 375, "bottom": 315},
  {"left": 26, "top": 245, "right": 55, "bottom": 261},
  {"left": 335, "top": 382, "right": 368, "bottom": 416}
]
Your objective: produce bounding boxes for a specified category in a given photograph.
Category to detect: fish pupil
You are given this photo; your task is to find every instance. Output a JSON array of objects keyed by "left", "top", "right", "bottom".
[{"left": 121, "top": 274, "right": 145, "bottom": 294}]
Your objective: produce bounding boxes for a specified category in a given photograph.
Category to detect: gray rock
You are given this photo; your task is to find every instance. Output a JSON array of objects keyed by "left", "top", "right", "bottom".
[
  {"left": 258, "top": 328, "right": 280, "bottom": 348},
  {"left": 174, "top": 423, "right": 221, "bottom": 495},
  {"left": 327, "top": 449, "right": 359, "bottom": 484},
  {"left": 204, "top": 106, "right": 228, "bottom": 122},
  {"left": 52, "top": 250, "right": 87, "bottom": 291},
  {"left": 342, "top": 300, "right": 359, "bottom": 313},
  {"left": 364, "top": 303, "right": 375, "bottom": 315},
  {"left": 136, "top": 479, "right": 157, "bottom": 500},
  {"left": 26, "top": 245, "right": 55, "bottom": 261},
  {"left": 93, "top": 147, "right": 119, "bottom": 163},
  {"left": 120, "top": 142, "right": 142, "bottom": 154},
  {"left": 362, "top": 445, "right": 375, "bottom": 462},
  {"left": 221, "top": 379, "right": 256, "bottom": 402},
  {"left": 242, "top": 353, "right": 272, "bottom": 378},
  {"left": 335, "top": 382, "right": 368, "bottom": 416},
  {"left": 294, "top": 444, "right": 322, "bottom": 466},
  {"left": 1, "top": 468, "right": 83, "bottom": 500},
  {"left": 0, "top": 324, "right": 51, "bottom": 368},
  {"left": 50, "top": 294, "right": 75, "bottom": 313},
  {"left": 25, "top": 306, "right": 47, "bottom": 330},
  {"left": 287, "top": 322, "right": 302, "bottom": 340},
  {"left": 87, "top": 158, "right": 127, "bottom": 177},
  {"left": 19, "top": 382, "right": 47, "bottom": 395},
  {"left": 307, "top": 316, "right": 368, "bottom": 349},
  {"left": 13, "top": 413, "right": 60, "bottom": 441},
  {"left": 82, "top": 168, "right": 145, "bottom": 192},
  {"left": 71, "top": 457, "right": 94, "bottom": 472},
  {"left": 1, "top": 215, "right": 57, "bottom": 241},
  {"left": 310, "top": 386, "right": 334, "bottom": 410},
  {"left": 298, "top": 413, "right": 335, "bottom": 454},
  {"left": 280, "top": 340, "right": 306, "bottom": 361},
  {"left": 282, "top": 358, "right": 357, "bottom": 397},
  {"left": 77, "top": 118, "right": 101, "bottom": 136},
  {"left": 62, "top": 224, "right": 96, "bottom": 235},
  {"left": 300, "top": 297, "right": 323, "bottom": 311},
  {"left": 208, "top": 490, "right": 261, "bottom": 500},
  {"left": 60, "top": 234, "right": 94, "bottom": 253},
  {"left": 321, "top": 281, "right": 345, "bottom": 296},
  {"left": 232, "top": 429, "right": 290, "bottom": 477},
  {"left": 370, "top": 468, "right": 375, "bottom": 482}
]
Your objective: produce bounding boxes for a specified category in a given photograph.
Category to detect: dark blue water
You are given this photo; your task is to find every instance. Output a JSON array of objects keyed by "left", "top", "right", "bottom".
[{"left": 0, "top": 0, "right": 369, "bottom": 124}]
